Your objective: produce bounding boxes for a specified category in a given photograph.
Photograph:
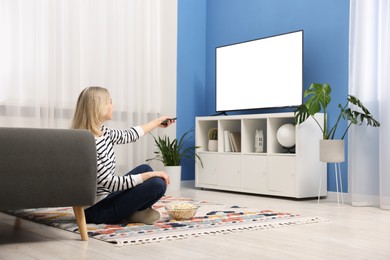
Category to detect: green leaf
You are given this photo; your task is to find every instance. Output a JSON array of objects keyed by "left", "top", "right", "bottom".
[
  {"left": 146, "top": 129, "right": 203, "bottom": 167},
  {"left": 295, "top": 83, "right": 380, "bottom": 140}
]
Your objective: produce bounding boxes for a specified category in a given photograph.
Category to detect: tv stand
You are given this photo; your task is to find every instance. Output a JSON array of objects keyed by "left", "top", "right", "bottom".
[{"left": 195, "top": 112, "right": 327, "bottom": 198}]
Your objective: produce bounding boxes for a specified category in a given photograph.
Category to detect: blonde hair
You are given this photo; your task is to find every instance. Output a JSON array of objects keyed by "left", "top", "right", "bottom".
[{"left": 71, "top": 86, "right": 111, "bottom": 136}]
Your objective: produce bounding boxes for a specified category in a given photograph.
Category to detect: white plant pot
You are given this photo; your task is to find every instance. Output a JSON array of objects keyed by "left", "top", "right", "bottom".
[
  {"left": 319, "top": 139, "right": 345, "bottom": 163},
  {"left": 163, "top": 166, "right": 181, "bottom": 194},
  {"left": 208, "top": 140, "right": 218, "bottom": 152}
]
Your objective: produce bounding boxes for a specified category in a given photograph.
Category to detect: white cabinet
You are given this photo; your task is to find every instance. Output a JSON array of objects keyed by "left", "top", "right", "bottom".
[
  {"left": 196, "top": 153, "right": 218, "bottom": 186},
  {"left": 218, "top": 154, "right": 241, "bottom": 188},
  {"left": 267, "top": 155, "right": 296, "bottom": 196},
  {"left": 241, "top": 154, "right": 267, "bottom": 193},
  {"left": 195, "top": 112, "right": 327, "bottom": 199}
]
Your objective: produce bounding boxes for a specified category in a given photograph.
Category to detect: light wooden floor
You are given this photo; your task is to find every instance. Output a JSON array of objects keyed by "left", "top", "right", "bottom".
[{"left": 1, "top": 181, "right": 389, "bottom": 260}]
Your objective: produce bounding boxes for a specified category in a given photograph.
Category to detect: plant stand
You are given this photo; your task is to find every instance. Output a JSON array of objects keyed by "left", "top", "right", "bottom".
[
  {"left": 318, "top": 162, "right": 344, "bottom": 205},
  {"left": 333, "top": 163, "right": 344, "bottom": 205},
  {"left": 319, "top": 140, "right": 345, "bottom": 206}
]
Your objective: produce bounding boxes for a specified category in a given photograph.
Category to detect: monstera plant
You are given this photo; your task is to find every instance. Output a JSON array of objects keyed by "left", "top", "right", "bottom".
[
  {"left": 294, "top": 83, "right": 380, "bottom": 163},
  {"left": 294, "top": 83, "right": 380, "bottom": 140}
]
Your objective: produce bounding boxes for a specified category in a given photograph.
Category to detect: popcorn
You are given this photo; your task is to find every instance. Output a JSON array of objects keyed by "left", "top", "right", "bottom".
[{"left": 165, "top": 203, "right": 199, "bottom": 220}]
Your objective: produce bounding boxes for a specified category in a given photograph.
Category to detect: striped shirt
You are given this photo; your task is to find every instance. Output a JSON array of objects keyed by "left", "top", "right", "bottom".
[{"left": 93, "top": 125, "right": 145, "bottom": 204}]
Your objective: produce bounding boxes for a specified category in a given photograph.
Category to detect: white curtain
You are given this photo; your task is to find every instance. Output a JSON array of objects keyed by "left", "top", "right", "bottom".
[
  {"left": 0, "top": 0, "right": 177, "bottom": 173},
  {"left": 349, "top": 0, "right": 390, "bottom": 209}
]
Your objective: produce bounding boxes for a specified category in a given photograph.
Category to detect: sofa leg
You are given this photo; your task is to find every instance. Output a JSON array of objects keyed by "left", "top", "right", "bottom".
[
  {"left": 72, "top": 206, "right": 88, "bottom": 241},
  {"left": 13, "top": 217, "right": 22, "bottom": 229}
]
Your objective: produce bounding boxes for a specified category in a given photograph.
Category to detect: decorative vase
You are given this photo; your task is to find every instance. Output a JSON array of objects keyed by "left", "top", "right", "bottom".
[
  {"left": 163, "top": 166, "right": 181, "bottom": 194},
  {"left": 255, "top": 129, "right": 264, "bottom": 153},
  {"left": 319, "top": 140, "right": 345, "bottom": 163},
  {"left": 208, "top": 140, "right": 218, "bottom": 152}
]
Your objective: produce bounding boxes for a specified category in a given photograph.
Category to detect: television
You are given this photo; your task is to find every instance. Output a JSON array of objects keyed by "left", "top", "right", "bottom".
[{"left": 215, "top": 30, "right": 303, "bottom": 112}]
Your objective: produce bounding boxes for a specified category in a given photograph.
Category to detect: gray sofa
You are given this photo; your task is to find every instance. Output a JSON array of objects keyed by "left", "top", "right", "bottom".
[{"left": 0, "top": 127, "right": 97, "bottom": 241}]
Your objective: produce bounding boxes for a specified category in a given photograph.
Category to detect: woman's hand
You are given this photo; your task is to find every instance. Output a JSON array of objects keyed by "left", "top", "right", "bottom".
[
  {"left": 141, "top": 171, "right": 170, "bottom": 185},
  {"left": 141, "top": 116, "right": 176, "bottom": 134},
  {"left": 157, "top": 116, "right": 176, "bottom": 129}
]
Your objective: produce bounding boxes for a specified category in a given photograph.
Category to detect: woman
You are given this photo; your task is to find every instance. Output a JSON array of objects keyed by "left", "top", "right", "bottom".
[{"left": 71, "top": 86, "right": 174, "bottom": 224}]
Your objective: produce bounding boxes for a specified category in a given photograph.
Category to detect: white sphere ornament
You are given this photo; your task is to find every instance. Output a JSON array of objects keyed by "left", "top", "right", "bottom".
[{"left": 276, "top": 124, "right": 296, "bottom": 148}]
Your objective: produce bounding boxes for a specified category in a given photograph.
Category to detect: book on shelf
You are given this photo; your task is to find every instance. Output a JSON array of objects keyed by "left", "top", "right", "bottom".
[
  {"left": 231, "top": 132, "right": 241, "bottom": 152},
  {"left": 229, "top": 132, "right": 235, "bottom": 152},
  {"left": 223, "top": 130, "right": 241, "bottom": 152},
  {"left": 224, "top": 130, "right": 231, "bottom": 152}
]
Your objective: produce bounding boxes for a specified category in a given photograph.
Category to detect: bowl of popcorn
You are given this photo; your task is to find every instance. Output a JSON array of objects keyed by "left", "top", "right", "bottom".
[{"left": 165, "top": 202, "right": 199, "bottom": 221}]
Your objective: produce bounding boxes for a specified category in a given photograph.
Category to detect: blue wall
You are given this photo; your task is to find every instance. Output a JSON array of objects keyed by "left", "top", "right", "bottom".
[
  {"left": 177, "top": 0, "right": 350, "bottom": 192},
  {"left": 177, "top": 0, "right": 207, "bottom": 180}
]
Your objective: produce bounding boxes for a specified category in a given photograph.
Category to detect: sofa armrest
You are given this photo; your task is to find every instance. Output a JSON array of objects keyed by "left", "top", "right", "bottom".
[{"left": 0, "top": 127, "right": 97, "bottom": 210}]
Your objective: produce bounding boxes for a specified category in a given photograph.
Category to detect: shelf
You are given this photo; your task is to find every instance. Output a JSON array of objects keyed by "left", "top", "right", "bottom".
[{"left": 195, "top": 112, "right": 327, "bottom": 199}]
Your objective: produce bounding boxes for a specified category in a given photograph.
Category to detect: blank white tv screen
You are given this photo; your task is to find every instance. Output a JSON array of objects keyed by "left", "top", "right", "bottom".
[{"left": 216, "top": 30, "right": 303, "bottom": 112}]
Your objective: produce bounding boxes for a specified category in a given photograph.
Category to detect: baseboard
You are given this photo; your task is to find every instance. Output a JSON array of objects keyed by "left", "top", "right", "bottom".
[
  {"left": 321, "top": 191, "right": 351, "bottom": 204},
  {"left": 183, "top": 180, "right": 357, "bottom": 204}
]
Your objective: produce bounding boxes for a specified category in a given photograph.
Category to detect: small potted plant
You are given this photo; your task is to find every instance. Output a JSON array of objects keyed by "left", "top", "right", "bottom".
[
  {"left": 207, "top": 128, "right": 218, "bottom": 152},
  {"left": 294, "top": 83, "right": 380, "bottom": 162},
  {"left": 147, "top": 129, "right": 202, "bottom": 191}
]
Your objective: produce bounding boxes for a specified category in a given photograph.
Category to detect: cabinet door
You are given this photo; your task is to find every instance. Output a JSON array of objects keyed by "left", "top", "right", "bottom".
[
  {"left": 241, "top": 155, "right": 267, "bottom": 192},
  {"left": 218, "top": 154, "right": 241, "bottom": 188},
  {"left": 196, "top": 153, "right": 218, "bottom": 186},
  {"left": 268, "top": 155, "right": 296, "bottom": 195}
]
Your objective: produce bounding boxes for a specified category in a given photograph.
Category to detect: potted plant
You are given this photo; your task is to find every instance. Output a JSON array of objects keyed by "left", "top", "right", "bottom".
[
  {"left": 207, "top": 128, "right": 218, "bottom": 152},
  {"left": 294, "top": 83, "right": 380, "bottom": 162},
  {"left": 147, "top": 129, "right": 203, "bottom": 191}
]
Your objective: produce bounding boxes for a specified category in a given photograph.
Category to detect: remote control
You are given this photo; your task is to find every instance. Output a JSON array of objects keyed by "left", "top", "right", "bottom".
[{"left": 161, "top": 117, "right": 177, "bottom": 126}]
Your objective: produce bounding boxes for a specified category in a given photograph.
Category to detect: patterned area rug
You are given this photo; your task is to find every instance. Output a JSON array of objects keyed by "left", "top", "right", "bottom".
[{"left": 5, "top": 196, "right": 327, "bottom": 246}]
